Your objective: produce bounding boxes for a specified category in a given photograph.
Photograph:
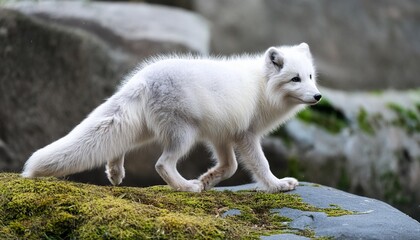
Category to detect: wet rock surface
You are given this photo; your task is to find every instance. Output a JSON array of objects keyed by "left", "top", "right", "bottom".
[{"left": 218, "top": 183, "right": 420, "bottom": 240}]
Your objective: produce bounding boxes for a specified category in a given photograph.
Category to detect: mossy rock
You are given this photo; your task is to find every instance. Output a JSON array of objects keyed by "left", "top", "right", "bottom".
[
  {"left": 0, "top": 173, "right": 352, "bottom": 239},
  {"left": 296, "top": 98, "right": 348, "bottom": 134},
  {"left": 387, "top": 102, "right": 420, "bottom": 133}
]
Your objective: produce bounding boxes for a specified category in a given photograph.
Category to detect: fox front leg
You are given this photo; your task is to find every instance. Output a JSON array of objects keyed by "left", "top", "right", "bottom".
[
  {"left": 236, "top": 134, "right": 298, "bottom": 192},
  {"left": 106, "top": 154, "right": 126, "bottom": 186}
]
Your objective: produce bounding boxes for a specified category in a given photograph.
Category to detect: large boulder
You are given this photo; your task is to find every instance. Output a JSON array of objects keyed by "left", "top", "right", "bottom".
[
  {"left": 194, "top": 0, "right": 420, "bottom": 90},
  {"left": 5, "top": 1, "right": 209, "bottom": 57},
  {"left": 0, "top": 9, "right": 125, "bottom": 171},
  {"left": 0, "top": 2, "right": 209, "bottom": 179}
]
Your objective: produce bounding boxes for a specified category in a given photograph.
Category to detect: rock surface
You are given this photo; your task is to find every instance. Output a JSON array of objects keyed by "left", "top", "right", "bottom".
[
  {"left": 194, "top": 0, "right": 420, "bottom": 90},
  {"left": 219, "top": 183, "right": 420, "bottom": 240},
  {"left": 5, "top": 1, "right": 209, "bottom": 57}
]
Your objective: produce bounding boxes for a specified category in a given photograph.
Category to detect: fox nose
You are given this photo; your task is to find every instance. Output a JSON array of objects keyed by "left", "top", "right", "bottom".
[{"left": 313, "top": 94, "right": 322, "bottom": 101}]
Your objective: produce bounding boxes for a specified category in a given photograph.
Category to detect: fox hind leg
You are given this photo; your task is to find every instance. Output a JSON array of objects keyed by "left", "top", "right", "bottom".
[
  {"left": 106, "top": 154, "right": 125, "bottom": 186},
  {"left": 155, "top": 126, "right": 203, "bottom": 192},
  {"left": 199, "top": 143, "right": 238, "bottom": 190}
]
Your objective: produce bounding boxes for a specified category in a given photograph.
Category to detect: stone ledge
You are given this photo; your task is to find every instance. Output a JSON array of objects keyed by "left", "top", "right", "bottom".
[{"left": 4, "top": 0, "right": 210, "bottom": 55}]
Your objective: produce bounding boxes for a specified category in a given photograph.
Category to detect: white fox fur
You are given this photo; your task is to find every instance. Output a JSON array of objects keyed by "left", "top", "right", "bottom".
[{"left": 22, "top": 43, "right": 321, "bottom": 192}]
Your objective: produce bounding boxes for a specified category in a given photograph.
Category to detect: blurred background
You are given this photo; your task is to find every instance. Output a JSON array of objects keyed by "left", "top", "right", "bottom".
[{"left": 0, "top": 0, "right": 419, "bottom": 220}]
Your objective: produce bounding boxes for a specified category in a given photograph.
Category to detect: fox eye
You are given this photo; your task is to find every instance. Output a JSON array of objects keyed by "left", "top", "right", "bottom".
[
  {"left": 291, "top": 77, "right": 301, "bottom": 82},
  {"left": 310, "top": 74, "right": 312, "bottom": 79}
]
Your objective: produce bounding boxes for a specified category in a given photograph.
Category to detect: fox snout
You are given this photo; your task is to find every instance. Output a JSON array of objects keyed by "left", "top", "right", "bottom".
[
  {"left": 313, "top": 94, "right": 322, "bottom": 102},
  {"left": 307, "top": 93, "right": 322, "bottom": 105}
]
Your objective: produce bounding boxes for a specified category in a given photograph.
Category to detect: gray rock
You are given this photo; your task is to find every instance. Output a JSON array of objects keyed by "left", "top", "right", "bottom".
[
  {"left": 221, "top": 209, "right": 241, "bottom": 218},
  {"left": 284, "top": 183, "right": 420, "bottom": 239},
  {"left": 0, "top": 139, "right": 14, "bottom": 171},
  {"left": 5, "top": 0, "right": 209, "bottom": 56},
  {"left": 194, "top": 0, "right": 420, "bottom": 90},
  {"left": 0, "top": 8, "right": 124, "bottom": 171},
  {"left": 261, "top": 233, "right": 310, "bottom": 240},
  {"left": 217, "top": 183, "right": 420, "bottom": 240}
]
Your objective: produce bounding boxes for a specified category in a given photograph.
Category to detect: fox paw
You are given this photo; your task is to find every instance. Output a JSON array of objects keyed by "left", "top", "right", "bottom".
[
  {"left": 263, "top": 177, "right": 299, "bottom": 192},
  {"left": 177, "top": 179, "right": 203, "bottom": 193},
  {"left": 106, "top": 164, "right": 125, "bottom": 186}
]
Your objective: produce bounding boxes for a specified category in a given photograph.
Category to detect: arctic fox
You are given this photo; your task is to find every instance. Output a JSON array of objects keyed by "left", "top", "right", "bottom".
[{"left": 22, "top": 43, "right": 321, "bottom": 192}]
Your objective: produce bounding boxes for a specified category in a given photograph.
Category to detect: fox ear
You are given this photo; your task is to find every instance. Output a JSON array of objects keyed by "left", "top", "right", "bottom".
[
  {"left": 297, "top": 42, "right": 311, "bottom": 57},
  {"left": 265, "top": 47, "right": 284, "bottom": 71},
  {"left": 298, "top": 42, "right": 309, "bottom": 51}
]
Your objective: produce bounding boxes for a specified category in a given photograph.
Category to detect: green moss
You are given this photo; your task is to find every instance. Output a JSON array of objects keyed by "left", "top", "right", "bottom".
[
  {"left": 309, "top": 183, "right": 321, "bottom": 188},
  {"left": 415, "top": 103, "right": 420, "bottom": 113},
  {"left": 357, "top": 107, "right": 375, "bottom": 135},
  {"left": 387, "top": 103, "right": 420, "bottom": 133},
  {"left": 297, "top": 98, "right": 348, "bottom": 134},
  {"left": 0, "top": 173, "right": 353, "bottom": 239},
  {"left": 369, "top": 90, "right": 384, "bottom": 96}
]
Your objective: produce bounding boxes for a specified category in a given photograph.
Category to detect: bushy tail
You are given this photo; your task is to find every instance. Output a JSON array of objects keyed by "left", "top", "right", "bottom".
[{"left": 22, "top": 95, "right": 143, "bottom": 178}]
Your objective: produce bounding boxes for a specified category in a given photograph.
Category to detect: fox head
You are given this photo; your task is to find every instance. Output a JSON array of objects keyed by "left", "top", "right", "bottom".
[{"left": 264, "top": 43, "right": 321, "bottom": 107}]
